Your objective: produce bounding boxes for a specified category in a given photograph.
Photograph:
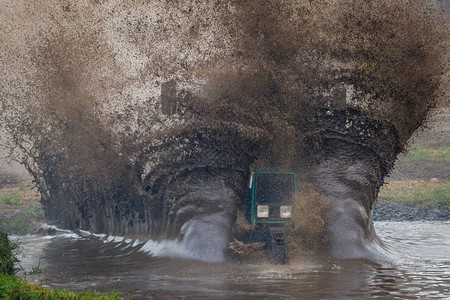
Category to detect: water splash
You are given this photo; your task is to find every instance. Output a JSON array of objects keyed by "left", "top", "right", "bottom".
[{"left": 0, "top": 0, "right": 447, "bottom": 259}]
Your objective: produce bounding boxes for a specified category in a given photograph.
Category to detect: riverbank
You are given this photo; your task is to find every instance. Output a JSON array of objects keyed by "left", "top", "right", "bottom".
[
  {"left": 0, "top": 183, "right": 43, "bottom": 235},
  {"left": 374, "top": 179, "right": 450, "bottom": 221},
  {"left": 0, "top": 274, "right": 125, "bottom": 300},
  {"left": 1, "top": 227, "right": 125, "bottom": 300},
  {"left": 373, "top": 202, "right": 450, "bottom": 221},
  {"left": 373, "top": 106, "right": 450, "bottom": 221}
]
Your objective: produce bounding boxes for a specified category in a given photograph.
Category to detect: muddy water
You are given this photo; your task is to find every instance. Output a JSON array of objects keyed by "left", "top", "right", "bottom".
[{"left": 14, "top": 221, "right": 449, "bottom": 299}]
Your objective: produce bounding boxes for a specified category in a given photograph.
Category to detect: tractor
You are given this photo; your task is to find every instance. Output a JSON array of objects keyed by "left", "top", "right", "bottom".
[{"left": 248, "top": 172, "right": 296, "bottom": 263}]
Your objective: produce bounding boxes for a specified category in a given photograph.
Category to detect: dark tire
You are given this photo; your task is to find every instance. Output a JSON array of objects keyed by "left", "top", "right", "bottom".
[{"left": 269, "top": 227, "right": 287, "bottom": 264}]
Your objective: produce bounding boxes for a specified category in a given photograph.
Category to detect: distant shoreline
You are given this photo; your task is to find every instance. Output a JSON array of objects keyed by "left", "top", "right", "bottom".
[{"left": 373, "top": 201, "right": 450, "bottom": 222}]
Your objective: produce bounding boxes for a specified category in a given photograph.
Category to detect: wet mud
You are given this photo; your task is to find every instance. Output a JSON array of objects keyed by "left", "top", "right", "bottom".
[{"left": 0, "top": 1, "right": 447, "bottom": 260}]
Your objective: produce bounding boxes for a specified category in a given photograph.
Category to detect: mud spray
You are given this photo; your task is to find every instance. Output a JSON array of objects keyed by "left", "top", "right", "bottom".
[{"left": 0, "top": 0, "right": 448, "bottom": 261}]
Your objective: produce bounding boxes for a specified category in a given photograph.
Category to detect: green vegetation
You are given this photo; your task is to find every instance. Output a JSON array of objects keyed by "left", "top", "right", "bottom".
[
  {"left": 379, "top": 182, "right": 450, "bottom": 207},
  {"left": 0, "top": 193, "right": 21, "bottom": 206},
  {"left": 0, "top": 274, "right": 125, "bottom": 300},
  {"left": 385, "top": 144, "right": 450, "bottom": 207},
  {"left": 0, "top": 228, "right": 18, "bottom": 275},
  {"left": 2, "top": 205, "right": 44, "bottom": 235},
  {"left": 398, "top": 146, "right": 450, "bottom": 162},
  {"left": 0, "top": 227, "right": 124, "bottom": 300},
  {"left": 27, "top": 257, "right": 43, "bottom": 275},
  {"left": 0, "top": 185, "right": 44, "bottom": 235}
]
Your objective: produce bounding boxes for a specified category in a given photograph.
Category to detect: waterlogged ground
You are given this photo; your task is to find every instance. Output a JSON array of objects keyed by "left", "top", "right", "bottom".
[{"left": 13, "top": 221, "right": 450, "bottom": 300}]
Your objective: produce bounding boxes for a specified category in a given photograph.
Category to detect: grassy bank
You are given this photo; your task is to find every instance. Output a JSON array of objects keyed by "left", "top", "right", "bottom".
[
  {"left": 0, "top": 227, "right": 125, "bottom": 300},
  {"left": 379, "top": 180, "right": 450, "bottom": 207},
  {"left": 0, "top": 184, "right": 44, "bottom": 235},
  {"left": 0, "top": 274, "right": 124, "bottom": 300},
  {"left": 397, "top": 146, "right": 450, "bottom": 162},
  {"left": 380, "top": 143, "right": 449, "bottom": 208},
  {"left": 0, "top": 228, "right": 17, "bottom": 275}
]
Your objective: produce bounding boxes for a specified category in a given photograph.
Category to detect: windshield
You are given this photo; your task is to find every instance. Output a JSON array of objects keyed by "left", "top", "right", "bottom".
[{"left": 254, "top": 173, "right": 295, "bottom": 206}]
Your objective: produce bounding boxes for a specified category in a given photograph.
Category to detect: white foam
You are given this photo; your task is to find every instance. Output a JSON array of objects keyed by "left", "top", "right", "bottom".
[
  {"left": 114, "top": 236, "right": 125, "bottom": 242},
  {"left": 104, "top": 236, "right": 116, "bottom": 243},
  {"left": 92, "top": 233, "right": 107, "bottom": 239},
  {"left": 36, "top": 224, "right": 83, "bottom": 240},
  {"left": 139, "top": 239, "right": 194, "bottom": 258},
  {"left": 29, "top": 224, "right": 224, "bottom": 262},
  {"left": 132, "top": 239, "right": 143, "bottom": 247},
  {"left": 41, "top": 232, "right": 82, "bottom": 240},
  {"left": 138, "top": 238, "right": 223, "bottom": 262},
  {"left": 38, "top": 223, "right": 73, "bottom": 234}
]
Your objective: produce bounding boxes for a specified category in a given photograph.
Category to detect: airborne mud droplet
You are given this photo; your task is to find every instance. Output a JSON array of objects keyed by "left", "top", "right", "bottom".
[{"left": 0, "top": 0, "right": 447, "bottom": 260}]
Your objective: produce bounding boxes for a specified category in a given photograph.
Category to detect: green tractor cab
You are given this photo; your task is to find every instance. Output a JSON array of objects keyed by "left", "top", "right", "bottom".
[{"left": 248, "top": 172, "right": 296, "bottom": 263}]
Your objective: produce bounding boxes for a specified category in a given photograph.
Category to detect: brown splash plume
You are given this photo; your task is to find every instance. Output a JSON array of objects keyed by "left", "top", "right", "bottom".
[{"left": 0, "top": 0, "right": 447, "bottom": 244}]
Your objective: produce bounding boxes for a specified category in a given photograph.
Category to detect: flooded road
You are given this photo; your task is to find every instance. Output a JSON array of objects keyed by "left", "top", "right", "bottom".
[{"left": 14, "top": 221, "right": 450, "bottom": 299}]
